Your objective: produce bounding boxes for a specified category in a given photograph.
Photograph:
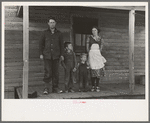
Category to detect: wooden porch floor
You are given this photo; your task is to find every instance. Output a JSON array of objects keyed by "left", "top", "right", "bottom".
[{"left": 16, "top": 83, "right": 145, "bottom": 99}]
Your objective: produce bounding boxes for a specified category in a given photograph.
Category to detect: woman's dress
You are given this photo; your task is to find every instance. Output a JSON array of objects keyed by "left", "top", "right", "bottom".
[{"left": 87, "top": 35, "right": 105, "bottom": 78}]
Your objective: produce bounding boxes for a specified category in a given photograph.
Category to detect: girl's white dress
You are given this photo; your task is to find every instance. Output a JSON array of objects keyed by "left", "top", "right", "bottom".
[{"left": 89, "top": 44, "right": 106, "bottom": 69}]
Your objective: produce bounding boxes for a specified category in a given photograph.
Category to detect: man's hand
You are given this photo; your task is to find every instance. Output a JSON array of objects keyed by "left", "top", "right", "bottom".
[
  {"left": 40, "top": 55, "right": 43, "bottom": 60},
  {"left": 60, "top": 56, "right": 64, "bottom": 61}
]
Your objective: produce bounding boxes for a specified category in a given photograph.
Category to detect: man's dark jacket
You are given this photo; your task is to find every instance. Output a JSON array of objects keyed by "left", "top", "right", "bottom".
[{"left": 39, "top": 28, "right": 64, "bottom": 59}]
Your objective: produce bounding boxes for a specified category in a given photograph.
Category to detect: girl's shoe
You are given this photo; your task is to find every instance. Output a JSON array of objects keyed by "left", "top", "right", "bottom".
[
  {"left": 96, "top": 87, "right": 100, "bottom": 92},
  {"left": 91, "top": 86, "right": 95, "bottom": 92}
]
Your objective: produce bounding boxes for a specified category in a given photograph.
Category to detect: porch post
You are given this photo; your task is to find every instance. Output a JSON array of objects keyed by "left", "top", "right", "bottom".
[
  {"left": 22, "top": 6, "right": 29, "bottom": 99},
  {"left": 129, "top": 9, "right": 135, "bottom": 93}
]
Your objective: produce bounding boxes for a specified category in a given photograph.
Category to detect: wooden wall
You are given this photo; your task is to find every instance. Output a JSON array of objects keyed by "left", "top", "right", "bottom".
[
  {"left": 98, "top": 10, "right": 145, "bottom": 83},
  {"left": 4, "top": 6, "right": 145, "bottom": 98}
]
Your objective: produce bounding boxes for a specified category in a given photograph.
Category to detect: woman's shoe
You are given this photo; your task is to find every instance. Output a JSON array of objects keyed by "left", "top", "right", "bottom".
[{"left": 91, "top": 86, "right": 95, "bottom": 92}]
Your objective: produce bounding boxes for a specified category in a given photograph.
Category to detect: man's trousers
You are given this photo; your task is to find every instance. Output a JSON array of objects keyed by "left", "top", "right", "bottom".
[{"left": 43, "top": 59, "right": 59, "bottom": 89}]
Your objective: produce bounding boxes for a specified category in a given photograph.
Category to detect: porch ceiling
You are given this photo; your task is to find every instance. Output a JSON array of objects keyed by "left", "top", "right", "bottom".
[
  {"left": 91, "top": 6, "right": 145, "bottom": 11},
  {"left": 17, "top": 5, "right": 145, "bottom": 17}
]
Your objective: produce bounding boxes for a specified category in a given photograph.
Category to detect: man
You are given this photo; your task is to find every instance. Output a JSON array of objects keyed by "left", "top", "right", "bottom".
[{"left": 39, "top": 17, "right": 64, "bottom": 94}]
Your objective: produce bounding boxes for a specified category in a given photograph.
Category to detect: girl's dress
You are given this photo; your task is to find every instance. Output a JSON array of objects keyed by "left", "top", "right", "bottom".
[{"left": 87, "top": 35, "right": 106, "bottom": 78}]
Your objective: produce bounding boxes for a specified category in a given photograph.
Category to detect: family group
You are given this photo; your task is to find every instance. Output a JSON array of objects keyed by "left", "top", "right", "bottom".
[{"left": 39, "top": 17, "right": 106, "bottom": 95}]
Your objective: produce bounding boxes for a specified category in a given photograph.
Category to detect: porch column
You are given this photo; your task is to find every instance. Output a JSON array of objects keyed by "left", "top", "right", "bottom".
[
  {"left": 22, "top": 6, "right": 29, "bottom": 99},
  {"left": 129, "top": 9, "right": 135, "bottom": 93}
]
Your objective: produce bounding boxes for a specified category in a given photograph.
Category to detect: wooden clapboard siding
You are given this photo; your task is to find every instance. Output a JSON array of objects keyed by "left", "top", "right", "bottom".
[
  {"left": 4, "top": 6, "right": 71, "bottom": 96},
  {"left": 134, "top": 13, "right": 145, "bottom": 71},
  {"left": 4, "top": 6, "right": 145, "bottom": 98},
  {"left": 99, "top": 10, "right": 145, "bottom": 74}
]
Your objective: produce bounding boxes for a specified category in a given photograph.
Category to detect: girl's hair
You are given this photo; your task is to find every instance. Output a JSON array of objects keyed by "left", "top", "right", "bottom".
[
  {"left": 64, "top": 42, "right": 71, "bottom": 48},
  {"left": 92, "top": 26, "right": 100, "bottom": 33}
]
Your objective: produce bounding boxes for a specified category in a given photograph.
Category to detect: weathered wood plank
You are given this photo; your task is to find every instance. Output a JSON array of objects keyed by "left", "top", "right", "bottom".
[
  {"left": 4, "top": 91, "right": 15, "bottom": 99},
  {"left": 17, "top": 87, "right": 22, "bottom": 99}
]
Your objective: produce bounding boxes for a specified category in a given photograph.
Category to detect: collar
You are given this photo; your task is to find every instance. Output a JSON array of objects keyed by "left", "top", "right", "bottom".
[
  {"left": 47, "top": 27, "right": 58, "bottom": 33},
  {"left": 91, "top": 35, "right": 101, "bottom": 41}
]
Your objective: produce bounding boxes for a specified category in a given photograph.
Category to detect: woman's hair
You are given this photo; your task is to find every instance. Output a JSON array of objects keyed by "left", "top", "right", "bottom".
[{"left": 92, "top": 26, "right": 100, "bottom": 33}]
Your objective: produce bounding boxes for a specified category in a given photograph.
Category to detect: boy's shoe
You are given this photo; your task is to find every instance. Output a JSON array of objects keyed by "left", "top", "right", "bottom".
[
  {"left": 96, "top": 86, "right": 100, "bottom": 92},
  {"left": 43, "top": 88, "right": 49, "bottom": 95},
  {"left": 91, "top": 86, "right": 95, "bottom": 92}
]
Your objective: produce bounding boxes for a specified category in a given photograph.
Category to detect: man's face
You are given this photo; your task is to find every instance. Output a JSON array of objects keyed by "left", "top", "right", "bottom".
[{"left": 48, "top": 19, "right": 56, "bottom": 29}]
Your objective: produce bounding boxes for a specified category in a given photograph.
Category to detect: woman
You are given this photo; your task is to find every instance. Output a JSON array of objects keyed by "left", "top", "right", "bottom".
[{"left": 86, "top": 26, "right": 106, "bottom": 92}]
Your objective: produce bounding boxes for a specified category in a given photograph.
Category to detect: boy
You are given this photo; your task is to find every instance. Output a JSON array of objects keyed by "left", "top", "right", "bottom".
[
  {"left": 76, "top": 53, "right": 90, "bottom": 92},
  {"left": 62, "top": 42, "right": 77, "bottom": 93}
]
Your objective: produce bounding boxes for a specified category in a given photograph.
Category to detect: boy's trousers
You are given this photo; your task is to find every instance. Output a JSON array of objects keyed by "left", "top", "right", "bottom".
[
  {"left": 79, "top": 71, "right": 88, "bottom": 90},
  {"left": 65, "top": 64, "right": 74, "bottom": 91}
]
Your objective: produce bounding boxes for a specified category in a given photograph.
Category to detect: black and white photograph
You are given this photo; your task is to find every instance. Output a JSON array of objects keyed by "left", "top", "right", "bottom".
[{"left": 1, "top": 1, "right": 148, "bottom": 121}]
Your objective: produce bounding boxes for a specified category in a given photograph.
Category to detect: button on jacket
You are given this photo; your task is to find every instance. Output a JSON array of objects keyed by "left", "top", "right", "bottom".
[{"left": 39, "top": 28, "right": 64, "bottom": 59}]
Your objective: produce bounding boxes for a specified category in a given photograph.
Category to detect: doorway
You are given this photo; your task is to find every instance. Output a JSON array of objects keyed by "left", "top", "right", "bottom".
[{"left": 73, "top": 17, "right": 98, "bottom": 53}]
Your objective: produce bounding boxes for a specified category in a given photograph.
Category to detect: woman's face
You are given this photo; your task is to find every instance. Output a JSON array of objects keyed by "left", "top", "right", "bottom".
[{"left": 92, "top": 28, "right": 98, "bottom": 36}]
